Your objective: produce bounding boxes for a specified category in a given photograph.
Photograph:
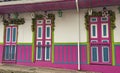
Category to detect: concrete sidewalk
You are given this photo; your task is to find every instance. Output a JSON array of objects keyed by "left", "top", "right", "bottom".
[{"left": 0, "top": 64, "right": 101, "bottom": 73}]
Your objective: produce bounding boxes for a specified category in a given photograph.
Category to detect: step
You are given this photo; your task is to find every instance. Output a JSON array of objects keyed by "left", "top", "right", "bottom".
[{"left": 0, "top": 64, "right": 101, "bottom": 73}]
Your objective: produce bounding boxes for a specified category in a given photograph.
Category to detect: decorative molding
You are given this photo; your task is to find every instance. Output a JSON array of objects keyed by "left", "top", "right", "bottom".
[
  {"left": 3, "top": 18, "right": 25, "bottom": 26},
  {"left": 85, "top": 10, "right": 116, "bottom": 30},
  {"left": 31, "top": 14, "right": 55, "bottom": 32}
]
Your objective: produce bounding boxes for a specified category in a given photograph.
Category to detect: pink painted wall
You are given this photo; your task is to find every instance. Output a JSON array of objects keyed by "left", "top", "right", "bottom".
[
  {"left": 0, "top": 44, "right": 120, "bottom": 73},
  {"left": 17, "top": 44, "right": 79, "bottom": 70},
  {"left": 0, "top": 45, "right": 3, "bottom": 63},
  {"left": 81, "top": 64, "right": 120, "bottom": 73},
  {"left": 115, "top": 45, "right": 120, "bottom": 66},
  {"left": 17, "top": 45, "right": 32, "bottom": 63}
]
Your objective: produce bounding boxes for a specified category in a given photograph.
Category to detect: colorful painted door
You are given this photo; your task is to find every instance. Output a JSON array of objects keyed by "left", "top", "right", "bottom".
[
  {"left": 3, "top": 26, "right": 17, "bottom": 63},
  {"left": 89, "top": 17, "right": 111, "bottom": 64},
  {"left": 36, "top": 19, "right": 51, "bottom": 61}
]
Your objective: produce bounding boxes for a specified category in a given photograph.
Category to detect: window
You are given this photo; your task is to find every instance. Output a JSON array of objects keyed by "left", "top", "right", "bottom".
[
  {"left": 101, "top": 17, "right": 108, "bottom": 21},
  {"left": 91, "top": 24, "right": 97, "bottom": 38},
  {"left": 46, "top": 26, "right": 51, "bottom": 39},
  {"left": 36, "top": 41, "right": 42, "bottom": 60},
  {"left": 102, "top": 46, "right": 109, "bottom": 62},
  {"left": 37, "top": 20, "right": 43, "bottom": 24},
  {"left": 37, "top": 26, "right": 42, "bottom": 39},
  {"left": 102, "top": 23, "right": 108, "bottom": 38},
  {"left": 45, "top": 41, "right": 51, "bottom": 61},
  {"left": 90, "top": 17, "right": 97, "bottom": 22},
  {"left": 4, "top": 45, "right": 10, "bottom": 60},
  {"left": 12, "top": 27, "right": 17, "bottom": 43},
  {"left": 91, "top": 46, "right": 98, "bottom": 62},
  {"left": 6, "top": 27, "right": 11, "bottom": 42}
]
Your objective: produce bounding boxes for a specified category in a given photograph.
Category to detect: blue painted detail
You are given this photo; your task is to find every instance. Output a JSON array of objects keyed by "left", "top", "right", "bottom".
[
  {"left": 38, "top": 27, "right": 42, "bottom": 38},
  {"left": 17, "top": 45, "right": 32, "bottom": 63},
  {"left": 103, "top": 47, "right": 109, "bottom": 62},
  {"left": 46, "top": 42, "right": 50, "bottom": 60},
  {"left": 7, "top": 28, "right": 10, "bottom": 42},
  {"left": 54, "top": 61, "right": 87, "bottom": 65},
  {"left": 37, "top": 47, "right": 42, "bottom": 59},
  {"left": 13, "top": 28, "right": 16, "bottom": 42},
  {"left": 17, "top": 60, "right": 31, "bottom": 63},
  {"left": 11, "top": 45, "right": 15, "bottom": 60},
  {"left": 92, "top": 47, "right": 98, "bottom": 61},
  {"left": 47, "top": 27, "right": 50, "bottom": 38},
  {"left": 92, "top": 26, "right": 96, "bottom": 36},
  {"left": 103, "top": 25, "right": 107, "bottom": 36},
  {"left": 5, "top": 45, "right": 10, "bottom": 60},
  {"left": 55, "top": 44, "right": 87, "bottom": 46}
]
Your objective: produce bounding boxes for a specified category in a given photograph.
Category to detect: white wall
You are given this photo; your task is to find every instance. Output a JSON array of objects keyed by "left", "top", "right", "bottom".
[
  {"left": 0, "top": 6, "right": 120, "bottom": 43},
  {"left": 0, "top": 21, "right": 4, "bottom": 43},
  {"left": 18, "top": 13, "right": 32, "bottom": 43}
]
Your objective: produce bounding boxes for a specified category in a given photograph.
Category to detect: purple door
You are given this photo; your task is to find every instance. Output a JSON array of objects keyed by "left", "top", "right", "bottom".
[
  {"left": 89, "top": 16, "right": 111, "bottom": 64},
  {"left": 3, "top": 26, "right": 17, "bottom": 63},
  {"left": 35, "top": 19, "right": 52, "bottom": 61}
]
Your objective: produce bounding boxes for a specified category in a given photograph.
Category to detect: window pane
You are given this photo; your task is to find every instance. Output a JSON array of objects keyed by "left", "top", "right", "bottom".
[
  {"left": 37, "top": 47, "right": 42, "bottom": 60},
  {"left": 47, "top": 27, "right": 50, "bottom": 38},
  {"left": 36, "top": 42, "right": 42, "bottom": 60},
  {"left": 5, "top": 45, "right": 10, "bottom": 60},
  {"left": 92, "top": 26, "right": 96, "bottom": 36},
  {"left": 103, "top": 47, "right": 109, "bottom": 62},
  {"left": 37, "top": 27, "right": 42, "bottom": 39},
  {"left": 6, "top": 28, "right": 11, "bottom": 42},
  {"left": 91, "top": 25, "right": 97, "bottom": 38},
  {"left": 45, "top": 42, "right": 50, "bottom": 60},
  {"left": 12, "top": 28, "right": 16, "bottom": 42},
  {"left": 92, "top": 47, "right": 98, "bottom": 62},
  {"left": 90, "top": 18, "right": 97, "bottom": 22},
  {"left": 11, "top": 45, "right": 16, "bottom": 60},
  {"left": 103, "top": 25, "right": 107, "bottom": 36}
]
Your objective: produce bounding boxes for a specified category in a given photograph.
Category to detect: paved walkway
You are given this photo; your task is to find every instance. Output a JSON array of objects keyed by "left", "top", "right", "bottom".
[{"left": 0, "top": 64, "right": 100, "bottom": 73}]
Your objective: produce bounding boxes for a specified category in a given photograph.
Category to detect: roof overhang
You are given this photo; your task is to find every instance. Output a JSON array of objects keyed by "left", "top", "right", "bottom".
[{"left": 0, "top": 0, "right": 120, "bottom": 14}]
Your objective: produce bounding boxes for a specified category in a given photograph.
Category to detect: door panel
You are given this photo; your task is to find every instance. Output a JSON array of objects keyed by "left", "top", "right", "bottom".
[
  {"left": 36, "top": 19, "right": 51, "bottom": 61},
  {"left": 90, "top": 17, "right": 111, "bottom": 64},
  {"left": 3, "top": 26, "right": 17, "bottom": 62}
]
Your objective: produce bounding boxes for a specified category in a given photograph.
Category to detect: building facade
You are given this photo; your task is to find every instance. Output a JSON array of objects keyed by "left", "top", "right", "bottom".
[{"left": 0, "top": 0, "right": 120, "bottom": 73}]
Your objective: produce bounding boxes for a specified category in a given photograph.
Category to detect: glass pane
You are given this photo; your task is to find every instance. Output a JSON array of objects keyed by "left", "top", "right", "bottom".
[
  {"left": 103, "top": 47, "right": 109, "bottom": 62},
  {"left": 101, "top": 17, "right": 108, "bottom": 21},
  {"left": 46, "top": 42, "right": 50, "bottom": 60},
  {"left": 37, "top": 47, "right": 42, "bottom": 59},
  {"left": 6, "top": 28, "right": 11, "bottom": 42},
  {"left": 38, "top": 27, "right": 42, "bottom": 38},
  {"left": 37, "top": 42, "right": 42, "bottom": 60},
  {"left": 92, "top": 26, "right": 96, "bottom": 36},
  {"left": 5, "top": 45, "right": 10, "bottom": 60},
  {"left": 91, "top": 18, "right": 97, "bottom": 22},
  {"left": 12, "top": 28, "right": 16, "bottom": 42},
  {"left": 11, "top": 45, "right": 16, "bottom": 60},
  {"left": 92, "top": 47, "right": 98, "bottom": 62},
  {"left": 103, "top": 25, "right": 107, "bottom": 36},
  {"left": 46, "top": 27, "right": 50, "bottom": 38}
]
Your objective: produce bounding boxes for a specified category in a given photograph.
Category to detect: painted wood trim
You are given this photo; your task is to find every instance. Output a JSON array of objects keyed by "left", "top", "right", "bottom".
[
  {"left": 87, "top": 30, "right": 90, "bottom": 64},
  {"left": 52, "top": 31, "right": 54, "bottom": 63},
  {"left": 111, "top": 29, "right": 115, "bottom": 66},
  {"left": 32, "top": 32, "right": 35, "bottom": 62},
  {"left": 17, "top": 42, "right": 32, "bottom": 45}
]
